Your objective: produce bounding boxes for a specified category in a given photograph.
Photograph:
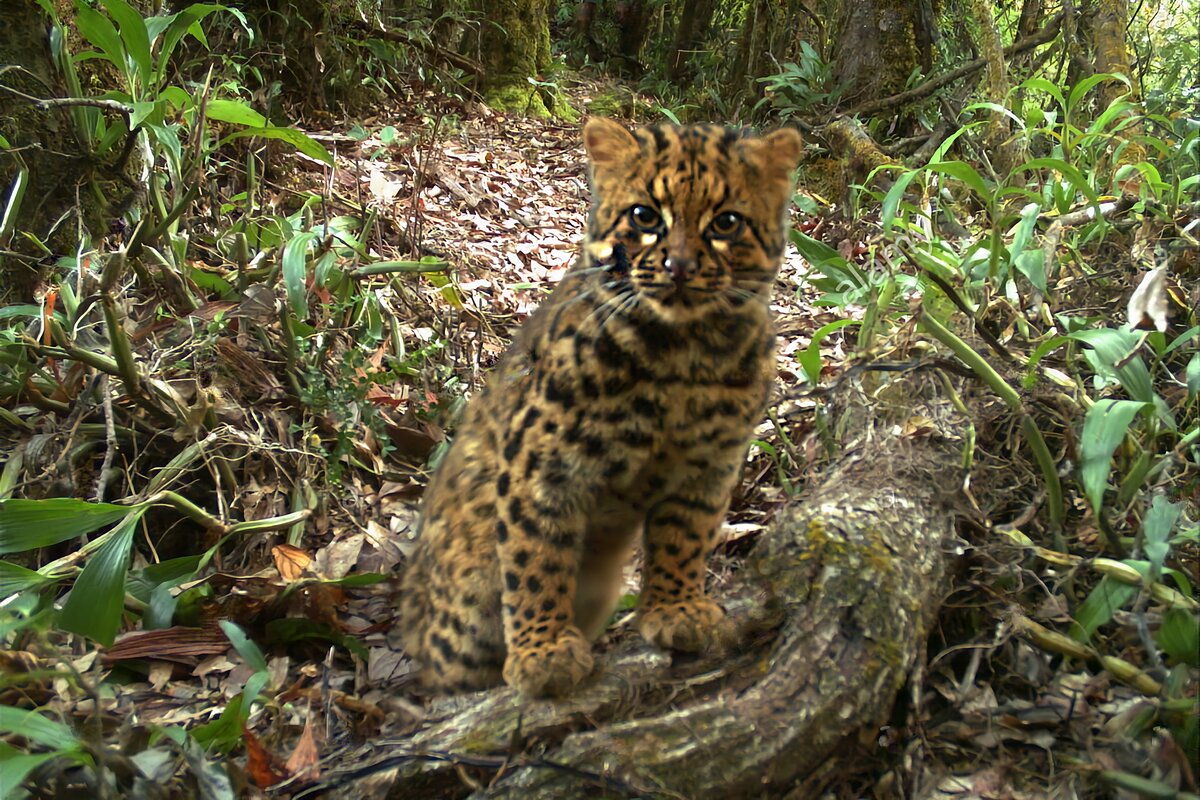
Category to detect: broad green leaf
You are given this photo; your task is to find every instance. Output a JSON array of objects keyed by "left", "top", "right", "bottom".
[
  {"left": 281, "top": 230, "right": 318, "bottom": 318},
  {"left": 924, "top": 160, "right": 991, "bottom": 201},
  {"left": 313, "top": 249, "right": 338, "bottom": 288},
  {"left": 424, "top": 270, "right": 463, "bottom": 309},
  {"left": 0, "top": 304, "right": 42, "bottom": 320},
  {"left": 1013, "top": 249, "right": 1047, "bottom": 294},
  {"left": 128, "top": 100, "right": 162, "bottom": 129},
  {"left": 204, "top": 99, "right": 266, "bottom": 127},
  {"left": 220, "top": 620, "right": 268, "bottom": 672},
  {"left": 1008, "top": 201, "right": 1042, "bottom": 258},
  {"left": 1156, "top": 607, "right": 1199, "bottom": 667},
  {"left": 880, "top": 168, "right": 919, "bottom": 231},
  {"left": 1013, "top": 157, "right": 1101, "bottom": 207},
  {"left": 73, "top": 3, "right": 125, "bottom": 73},
  {"left": 1068, "top": 72, "right": 1127, "bottom": 116},
  {"left": 0, "top": 707, "right": 79, "bottom": 750},
  {"left": 1187, "top": 353, "right": 1199, "bottom": 400},
  {"left": 1069, "top": 576, "right": 1136, "bottom": 641},
  {"left": 0, "top": 498, "right": 131, "bottom": 555},
  {"left": 1016, "top": 76, "right": 1065, "bottom": 112},
  {"left": 100, "top": 0, "right": 152, "bottom": 90},
  {"left": 219, "top": 127, "right": 334, "bottom": 165},
  {"left": 59, "top": 512, "right": 143, "bottom": 645},
  {"left": 963, "top": 101, "right": 1025, "bottom": 129},
  {"left": 1079, "top": 399, "right": 1149, "bottom": 514},
  {"left": 1067, "top": 328, "right": 1155, "bottom": 403},
  {"left": 1143, "top": 496, "right": 1181, "bottom": 577},
  {"left": 0, "top": 561, "right": 56, "bottom": 596},
  {"left": 800, "top": 319, "right": 858, "bottom": 384},
  {"left": 0, "top": 742, "right": 64, "bottom": 798}
]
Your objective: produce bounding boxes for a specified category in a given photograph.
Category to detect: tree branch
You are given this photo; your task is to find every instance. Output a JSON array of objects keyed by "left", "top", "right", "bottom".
[
  {"left": 320, "top": 370, "right": 970, "bottom": 799},
  {"left": 844, "top": 12, "right": 1065, "bottom": 117}
]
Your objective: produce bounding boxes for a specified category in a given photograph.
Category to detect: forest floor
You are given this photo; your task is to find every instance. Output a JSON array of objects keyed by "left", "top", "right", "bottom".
[{"left": 8, "top": 80, "right": 1197, "bottom": 799}]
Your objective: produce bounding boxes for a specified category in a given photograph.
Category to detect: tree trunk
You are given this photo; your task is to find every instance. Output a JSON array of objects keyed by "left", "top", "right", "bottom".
[
  {"left": 970, "top": 0, "right": 1021, "bottom": 173},
  {"left": 333, "top": 370, "right": 968, "bottom": 798},
  {"left": 668, "top": 0, "right": 718, "bottom": 81},
  {"left": 1092, "top": 0, "right": 1138, "bottom": 108},
  {"left": 472, "top": 0, "right": 560, "bottom": 118},
  {"left": 832, "top": 0, "right": 926, "bottom": 107},
  {"left": 0, "top": 3, "right": 104, "bottom": 302}
]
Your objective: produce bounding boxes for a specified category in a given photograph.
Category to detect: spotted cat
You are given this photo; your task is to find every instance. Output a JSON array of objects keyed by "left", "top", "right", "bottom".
[{"left": 398, "top": 118, "right": 802, "bottom": 696}]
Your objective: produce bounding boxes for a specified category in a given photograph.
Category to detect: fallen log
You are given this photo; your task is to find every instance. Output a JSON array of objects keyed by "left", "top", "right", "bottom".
[{"left": 328, "top": 368, "right": 969, "bottom": 799}]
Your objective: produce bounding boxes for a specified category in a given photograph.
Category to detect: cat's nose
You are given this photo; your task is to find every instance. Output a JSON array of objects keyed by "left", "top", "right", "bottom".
[{"left": 665, "top": 256, "right": 697, "bottom": 283}]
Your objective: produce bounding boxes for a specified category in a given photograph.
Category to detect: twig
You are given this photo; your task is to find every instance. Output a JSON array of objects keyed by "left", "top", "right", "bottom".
[
  {"left": 844, "top": 12, "right": 1064, "bottom": 117},
  {"left": 93, "top": 375, "right": 117, "bottom": 503}
]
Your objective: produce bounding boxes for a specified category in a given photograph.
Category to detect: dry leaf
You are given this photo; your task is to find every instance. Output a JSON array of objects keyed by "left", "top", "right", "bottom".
[
  {"left": 273, "top": 543, "right": 314, "bottom": 581},
  {"left": 1127, "top": 266, "right": 1170, "bottom": 332},
  {"left": 285, "top": 714, "right": 322, "bottom": 783},
  {"left": 243, "top": 725, "right": 289, "bottom": 788}
]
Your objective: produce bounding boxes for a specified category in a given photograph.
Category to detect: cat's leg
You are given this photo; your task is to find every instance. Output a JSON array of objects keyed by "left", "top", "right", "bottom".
[
  {"left": 494, "top": 405, "right": 601, "bottom": 697},
  {"left": 573, "top": 504, "right": 642, "bottom": 640},
  {"left": 637, "top": 467, "right": 739, "bottom": 652}
]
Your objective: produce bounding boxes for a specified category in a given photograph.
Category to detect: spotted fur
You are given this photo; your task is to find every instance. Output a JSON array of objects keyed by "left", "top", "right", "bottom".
[{"left": 398, "top": 119, "right": 802, "bottom": 696}]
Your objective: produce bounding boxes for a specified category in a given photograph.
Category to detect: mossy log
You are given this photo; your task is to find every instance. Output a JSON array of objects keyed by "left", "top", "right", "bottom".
[{"left": 342, "top": 371, "right": 967, "bottom": 799}]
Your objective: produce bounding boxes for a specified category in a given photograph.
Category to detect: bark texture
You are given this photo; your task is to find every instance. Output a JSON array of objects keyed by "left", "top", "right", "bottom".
[{"left": 345, "top": 370, "right": 968, "bottom": 798}]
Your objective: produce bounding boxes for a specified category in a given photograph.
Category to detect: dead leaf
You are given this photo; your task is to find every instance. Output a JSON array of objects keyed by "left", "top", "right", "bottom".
[
  {"left": 273, "top": 543, "right": 314, "bottom": 581},
  {"left": 243, "top": 725, "right": 289, "bottom": 788},
  {"left": 1127, "top": 266, "right": 1170, "bottom": 332},
  {"left": 285, "top": 714, "right": 322, "bottom": 783}
]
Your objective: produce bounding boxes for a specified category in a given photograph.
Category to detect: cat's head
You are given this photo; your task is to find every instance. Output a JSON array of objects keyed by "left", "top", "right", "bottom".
[{"left": 582, "top": 118, "right": 802, "bottom": 323}]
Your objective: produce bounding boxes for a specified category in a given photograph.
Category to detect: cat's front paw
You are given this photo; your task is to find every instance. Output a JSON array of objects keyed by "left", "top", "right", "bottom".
[
  {"left": 502, "top": 626, "right": 594, "bottom": 697},
  {"left": 638, "top": 597, "right": 727, "bottom": 653}
]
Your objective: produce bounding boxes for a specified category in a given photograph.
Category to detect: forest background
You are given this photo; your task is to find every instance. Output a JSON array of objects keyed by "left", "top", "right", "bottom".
[{"left": 0, "top": 0, "right": 1197, "bottom": 797}]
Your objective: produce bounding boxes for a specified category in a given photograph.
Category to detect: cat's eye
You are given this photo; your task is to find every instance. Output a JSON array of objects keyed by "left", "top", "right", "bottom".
[
  {"left": 708, "top": 211, "right": 743, "bottom": 238},
  {"left": 629, "top": 205, "right": 661, "bottom": 231}
]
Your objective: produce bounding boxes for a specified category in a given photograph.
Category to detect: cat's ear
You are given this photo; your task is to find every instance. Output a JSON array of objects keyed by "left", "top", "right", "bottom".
[
  {"left": 583, "top": 117, "right": 638, "bottom": 167},
  {"left": 742, "top": 127, "right": 803, "bottom": 180}
]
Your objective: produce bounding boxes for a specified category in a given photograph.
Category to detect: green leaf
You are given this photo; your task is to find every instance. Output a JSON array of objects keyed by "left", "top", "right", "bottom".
[
  {"left": 1079, "top": 399, "right": 1149, "bottom": 514},
  {"left": 204, "top": 98, "right": 266, "bottom": 127},
  {"left": 1013, "top": 249, "right": 1047, "bottom": 295},
  {"left": 0, "top": 305, "right": 42, "bottom": 320},
  {"left": 1016, "top": 76, "right": 1065, "bottom": 112},
  {"left": 924, "top": 160, "right": 991, "bottom": 202},
  {"left": 1068, "top": 72, "right": 1127, "bottom": 116},
  {"left": 73, "top": 3, "right": 125, "bottom": 73},
  {"left": 0, "top": 707, "right": 79, "bottom": 750},
  {"left": 220, "top": 620, "right": 268, "bottom": 672},
  {"left": 281, "top": 230, "right": 318, "bottom": 318},
  {"left": 1187, "top": 353, "right": 1200, "bottom": 400},
  {"left": 219, "top": 127, "right": 334, "bottom": 165},
  {"left": 1008, "top": 201, "right": 1042, "bottom": 258},
  {"left": 880, "top": 168, "right": 919, "bottom": 231},
  {"left": 1013, "top": 157, "right": 1101, "bottom": 207},
  {"left": 1156, "top": 607, "right": 1199, "bottom": 667},
  {"left": 1069, "top": 576, "right": 1137, "bottom": 641},
  {"left": 1067, "top": 328, "right": 1155, "bottom": 403},
  {"left": 0, "top": 742, "right": 65, "bottom": 798},
  {"left": 1, "top": 167, "right": 28, "bottom": 241},
  {"left": 0, "top": 498, "right": 132, "bottom": 555},
  {"left": 100, "top": 0, "right": 152, "bottom": 90},
  {"left": 800, "top": 319, "right": 858, "bottom": 384},
  {"left": 1143, "top": 496, "right": 1181, "bottom": 578},
  {"left": 59, "top": 513, "right": 143, "bottom": 645},
  {"left": 0, "top": 561, "right": 56, "bottom": 596}
]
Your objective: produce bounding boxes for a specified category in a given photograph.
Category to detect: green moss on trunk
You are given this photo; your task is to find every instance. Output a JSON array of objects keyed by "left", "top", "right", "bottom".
[{"left": 474, "top": 0, "right": 576, "bottom": 120}]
